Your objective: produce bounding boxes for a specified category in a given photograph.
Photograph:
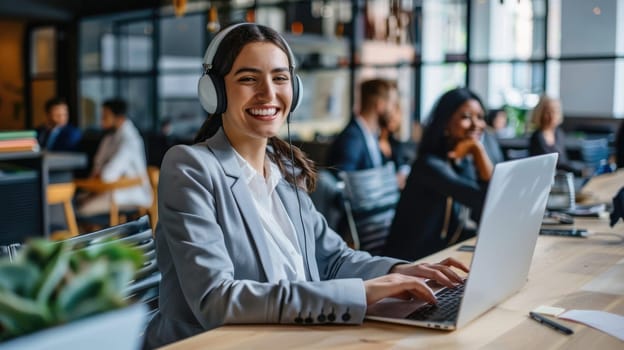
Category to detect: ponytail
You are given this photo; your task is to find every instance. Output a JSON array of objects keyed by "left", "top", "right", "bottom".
[
  {"left": 268, "top": 137, "right": 317, "bottom": 193},
  {"left": 194, "top": 114, "right": 223, "bottom": 143}
]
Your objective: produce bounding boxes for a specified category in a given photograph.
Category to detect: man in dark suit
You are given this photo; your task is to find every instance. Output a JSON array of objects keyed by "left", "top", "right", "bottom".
[
  {"left": 36, "top": 97, "right": 82, "bottom": 152},
  {"left": 326, "top": 79, "right": 398, "bottom": 174}
]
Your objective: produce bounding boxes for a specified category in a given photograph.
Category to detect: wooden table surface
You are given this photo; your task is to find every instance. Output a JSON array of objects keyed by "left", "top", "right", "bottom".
[{"left": 161, "top": 217, "right": 624, "bottom": 350}]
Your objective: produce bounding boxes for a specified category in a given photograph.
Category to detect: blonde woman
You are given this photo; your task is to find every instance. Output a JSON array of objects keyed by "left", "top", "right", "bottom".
[{"left": 528, "top": 95, "right": 581, "bottom": 175}]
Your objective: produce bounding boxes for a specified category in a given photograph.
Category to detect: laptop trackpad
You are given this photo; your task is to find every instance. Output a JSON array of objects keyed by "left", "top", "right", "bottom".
[{"left": 367, "top": 298, "right": 428, "bottom": 318}]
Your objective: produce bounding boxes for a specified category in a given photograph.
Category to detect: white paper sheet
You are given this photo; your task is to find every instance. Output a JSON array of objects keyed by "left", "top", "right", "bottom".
[
  {"left": 559, "top": 309, "right": 624, "bottom": 341},
  {"left": 533, "top": 305, "right": 566, "bottom": 317}
]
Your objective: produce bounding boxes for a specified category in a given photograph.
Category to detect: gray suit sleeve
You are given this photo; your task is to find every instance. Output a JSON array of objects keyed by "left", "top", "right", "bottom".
[{"left": 158, "top": 145, "right": 384, "bottom": 330}]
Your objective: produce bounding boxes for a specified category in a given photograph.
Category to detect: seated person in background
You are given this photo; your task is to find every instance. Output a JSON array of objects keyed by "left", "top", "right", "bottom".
[
  {"left": 36, "top": 97, "right": 82, "bottom": 151},
  {"left": 528, "top": 95, "right": 583, "bottom": 176},
  {"left": 616, "top": 120, "right": 624, "bottom": 169},
  {"left": 487, "top": 108, "right": 515, "bottom": 139},
  {"left": 77, "top": 98, "right": 152, "bottom": 216},
  {"left": 378, "top": 102, "right": 414, "bottom": 189},
  {"left": 326, "top": 78, "right": 398, "bottom": 174},
  {"left": 384, "top": 88, "right": 494, "bottom": 261},
  {"left": 144, "top": 23, "right": 469, "bottom": 348}
]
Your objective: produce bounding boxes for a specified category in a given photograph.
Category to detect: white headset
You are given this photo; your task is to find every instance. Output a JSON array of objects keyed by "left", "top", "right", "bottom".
[{"left": 197, "top": 22, "right": 303, "bottom": 116}]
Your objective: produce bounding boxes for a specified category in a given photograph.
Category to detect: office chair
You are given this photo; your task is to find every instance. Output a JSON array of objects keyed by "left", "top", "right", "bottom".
[
  {"left": 309, "top": 169, "right": 345, "bottom": 233},
  {"left": 74, "top": 176, "right": 149, "bottom": 227},
  {"left": 47, "top": 182, "right": 79, "bottom": 239},
  {"left": 339, "top": 162, "right": 400, "bottom": 255}
]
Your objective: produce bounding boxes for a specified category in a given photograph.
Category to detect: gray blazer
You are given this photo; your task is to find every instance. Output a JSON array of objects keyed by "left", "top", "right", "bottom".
[{"left": 144, "top": 128, "right": 404, "bottom": 348}]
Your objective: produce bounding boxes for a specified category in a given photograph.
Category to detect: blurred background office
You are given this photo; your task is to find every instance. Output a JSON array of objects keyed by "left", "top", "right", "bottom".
[
  {"left": 1, "top": 0, "right": 622, "bottom": 152},
  {"left": 0, "top": 0, "right": 623, "bottom": 241}
]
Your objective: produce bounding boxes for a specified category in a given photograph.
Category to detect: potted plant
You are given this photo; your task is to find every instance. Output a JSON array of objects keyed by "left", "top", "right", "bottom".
[{"left": 0, "top": 239, "right": 147, "bottom": 349}]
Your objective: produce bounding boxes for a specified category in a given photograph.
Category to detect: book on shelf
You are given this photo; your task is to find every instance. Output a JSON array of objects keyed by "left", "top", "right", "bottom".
[
  {"left": 0, "top": 130, "right": 37, "bottom": 141},
  {"left": 0, "top": 138, "right": 38, "bottom": 148},
  {"left": 0, "top": 130, "right": 40, "bottom": 153},
  {"left": 0, "top": 145, "right": 40, "bottom": 153}
]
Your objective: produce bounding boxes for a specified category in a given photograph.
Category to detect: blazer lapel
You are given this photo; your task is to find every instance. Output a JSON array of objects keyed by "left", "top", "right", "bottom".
[
  {"left": 204, "top": 129, "right": 276, "bottom": 281},
  {"left": 276, "top": 181, "right": 318, "bottom": 281}
]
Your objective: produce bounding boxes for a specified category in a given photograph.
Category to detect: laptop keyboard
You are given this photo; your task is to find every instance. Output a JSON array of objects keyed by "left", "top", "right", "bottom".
[{"left": 406, "top": 283, "right": 465, "bottom": 322}]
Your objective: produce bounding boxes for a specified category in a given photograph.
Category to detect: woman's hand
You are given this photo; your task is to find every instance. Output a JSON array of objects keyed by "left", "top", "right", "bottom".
[
  {"left": 390, "top": 257, "right": 469, "bottom": 287},
  {"left": 363, "top": 273, "right": 436, "bottom": 306},
  {"left": 447, "top": 139, "right": 478, "bottom": 160},
  {"left": 448, "top": 139, "right": 493, "bottom": 181},
  {"left": 364, "top": 258, "right": 469, "bottom": 306}
]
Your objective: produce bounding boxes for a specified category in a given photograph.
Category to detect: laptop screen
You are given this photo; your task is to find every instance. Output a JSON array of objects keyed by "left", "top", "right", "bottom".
[{"left": 456, "top": 153, "right": 558, "bottom": 327}]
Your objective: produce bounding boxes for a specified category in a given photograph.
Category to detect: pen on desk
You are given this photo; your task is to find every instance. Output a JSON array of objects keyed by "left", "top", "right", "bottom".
[{"left": 529, "top": 311, "right": 574, "bottom": 335}]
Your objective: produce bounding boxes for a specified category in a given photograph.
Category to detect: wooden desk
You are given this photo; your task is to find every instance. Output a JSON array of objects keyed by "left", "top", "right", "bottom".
[{"left": 162, "top": 218, "right": 624, "bottom": 349}]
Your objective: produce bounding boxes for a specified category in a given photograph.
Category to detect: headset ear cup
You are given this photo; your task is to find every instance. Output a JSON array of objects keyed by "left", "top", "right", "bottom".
[
  {"left": 211, "top": 72, "right": 227, "bottom": 115},
  {"left": 198, "top": 74, "right": 218, "bottom": 114},
  {"left": 291, "top": 74, "right": 303, "bottom": 113},
  {"left": 198, "top": 72, "right": 227, "bottom": 115}
]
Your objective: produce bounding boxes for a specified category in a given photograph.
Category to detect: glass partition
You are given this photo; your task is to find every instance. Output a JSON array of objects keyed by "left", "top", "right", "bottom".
[
  {"left": 470, "top": 0, "right": 546, "bottom": 61},
  {"left": 420, "top": 63, "right": 466, "bottom": 122}
]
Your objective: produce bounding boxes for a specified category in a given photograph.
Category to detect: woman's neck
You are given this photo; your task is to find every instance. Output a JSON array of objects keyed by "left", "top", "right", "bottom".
[
  {"left": 240, "top": 147, "right": 266, "bottom": 174},
  {"left": 542, "top": 123, "right": 558, "bottom": 133},
  {"left": 223, "top": 126, "right": 267, "bottom": 175}
]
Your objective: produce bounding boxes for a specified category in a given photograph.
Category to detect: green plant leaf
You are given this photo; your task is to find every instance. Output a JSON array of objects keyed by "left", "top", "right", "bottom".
[
  {"left": 107, "top": 261, "right": 137, "bottom": 295},
  {"left": 54, "top": 260, "right": 109, "bottom": 322},
  {"left": 78, "top": 241, "right": 144, "bottom": 269},
  {"left": 0, "top": 262, "right": 40, "bottom": 297},
  {"left": 59, "top": 296, "right": 124, "bottom": 322},
  {"left": 0, "top": 290, "right": 51, "bottom": 340},
  {"left": 21, "top": 240, "right": 59, "bottom": 268},
  {"left": 34, "top": 241, "right": 72, "bottom": 305},
  {"left": 0, "top": 237, "right": 143, "bottom": 340}
]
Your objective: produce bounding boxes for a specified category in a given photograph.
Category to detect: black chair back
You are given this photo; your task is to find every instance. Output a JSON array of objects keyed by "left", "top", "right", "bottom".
[
  {"left": 339, "top": 162, "right": 400, "bottom": 255},
  {"left": 309, "top": 169, "right": 345, "bottom": 233}
]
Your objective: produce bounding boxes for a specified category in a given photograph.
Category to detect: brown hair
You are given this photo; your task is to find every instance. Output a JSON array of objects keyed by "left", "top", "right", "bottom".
[
  {"left": 45, "top": 97, "right": 68, "bottom": 114},
  {"left": 194, "top": 23, "right": 316, "bottom": 192},
  {"left": 359, "top": 78, "right": 396, "bottom": 113}
]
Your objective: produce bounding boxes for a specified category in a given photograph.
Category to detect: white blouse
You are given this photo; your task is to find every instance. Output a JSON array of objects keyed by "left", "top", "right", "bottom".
[{"left": 234, "top": 151, "right": 307, "bottom": 282}]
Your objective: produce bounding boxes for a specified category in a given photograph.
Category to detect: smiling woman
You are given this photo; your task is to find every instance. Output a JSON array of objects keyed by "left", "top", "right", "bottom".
[
  {"left": 384, "top": 87, "right": 495, "bottom": 261},
  {"left": 222, "top": 42, "right": 293, "bottom": 158},
  {"left": 143, "top": 23, "right": 469, "bottom": 349}
]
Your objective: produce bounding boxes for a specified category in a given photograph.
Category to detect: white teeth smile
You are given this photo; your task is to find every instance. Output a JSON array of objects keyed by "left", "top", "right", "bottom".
[{"left": 248, "top": 108, "right": 277, "bottom": 116}]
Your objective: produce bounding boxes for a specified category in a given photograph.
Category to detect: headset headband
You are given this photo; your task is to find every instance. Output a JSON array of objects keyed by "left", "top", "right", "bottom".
[
  {"left": 198, "top": 22, "right": 302, "bottom": 114},
  {"left": 202, "top": 22, "right": 297, "bottom": 74}
]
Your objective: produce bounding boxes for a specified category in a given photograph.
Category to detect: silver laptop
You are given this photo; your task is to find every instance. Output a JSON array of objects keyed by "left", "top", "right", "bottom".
[{"left": 367, "top": 153, "right": 558, "bottom": 330}]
